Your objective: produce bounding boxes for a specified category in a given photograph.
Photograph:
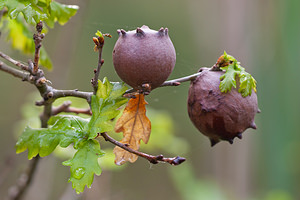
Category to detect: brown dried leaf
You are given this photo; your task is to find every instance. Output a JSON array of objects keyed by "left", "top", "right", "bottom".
[{"left": 113, "top": 94, "right": 151, "bottom": 165}]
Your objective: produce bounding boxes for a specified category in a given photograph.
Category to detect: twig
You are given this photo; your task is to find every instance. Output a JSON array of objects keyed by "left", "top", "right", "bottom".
[
  {"left": 92, "top": 35, "right": 105, "bottom": 94},
  {"left": 33, "top": 21, "right": 44, "bottom": 74},
  {"left": 0, "top": 52, "right": 29, "bottom": 71},
  {"left": 160, "top": 71, "right": 202, "bottom": 87},
  {"left": 52, "top": 89, "right": 92, "bottom": 103},
  {"left": 0, "top": 61, "right": 32, "bottom": 81},
  {"left": 40, "top": 103, "right": 53, "bottom": 128},
  {"left": 52, "top": 101, "right": 92, "bottom": 116},
  {"left": 100, "top": 132, "right": 186, "bottom": 166},
  {"left": 125, "top": 71, "right": 203, "bottom": 94}
]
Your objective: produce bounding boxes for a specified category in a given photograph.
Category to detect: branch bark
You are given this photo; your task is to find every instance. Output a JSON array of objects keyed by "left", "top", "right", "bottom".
[
  {"left": 0, "top": 52, "right": 29, "bottom": 71},
  {"left": 0, "top": 61, "right": 31, "bottom": 81}
]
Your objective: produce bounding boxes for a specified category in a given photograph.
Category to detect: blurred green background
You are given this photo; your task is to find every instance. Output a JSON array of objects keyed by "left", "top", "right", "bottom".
[{"left": 0, "top": 0, "right": 299, "bottom": 199}]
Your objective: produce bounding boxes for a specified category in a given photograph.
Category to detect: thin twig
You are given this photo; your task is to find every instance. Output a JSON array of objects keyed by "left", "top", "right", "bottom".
[
  {"left": 92, "top": 36, "right": 105, "bottom": 94},
  {"left": 125, "top": 71, "right": 203, "bottom": 94},
  {"left": 33, "top": 21, "right": 44, "bottom": 74},
  {"left": 52, "top": 89, "right": 92, "bottom": 103},
  {"left": 0, "top": 61, "right": 31, "bottom": 81},
  {"left": 100, "top": 132, "right": 186, "bottom": 166},
  {"left": 52, "top": 101, "right": 92, "bottom": 116},
  {"left": 160, "top": 71, "right": 202, "bottom": 87},
  {"left": 0, "top": 52, "right": 29, "bottom": 71}
]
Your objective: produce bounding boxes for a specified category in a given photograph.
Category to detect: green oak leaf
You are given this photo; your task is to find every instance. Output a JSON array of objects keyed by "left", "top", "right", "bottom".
[
  {"left": 62, "top": 139, "right": 104, "bottom": 194},
  {"left": 1, "top": 0, "right": 48, "bottom": 24},
  {"left": 16, "top": 115, "right": 89, "bottom": 159},
  {"left": 95, "top": 30, "right": 103, "bottom": 38},
  {"left": 219, "top": 52, "right": 257, "bottom": 97},
  {"left": 238, "top": 70, "right": 257, "bottom": 97},
  {"left": 86, "top": 77, "right": 128, "bottom": 139},
  {"left": 219, "top": 64, "right": 238, "bottom": 93},
  {"left": 0, "top": 0, "right": 78, "bottom": 26}
]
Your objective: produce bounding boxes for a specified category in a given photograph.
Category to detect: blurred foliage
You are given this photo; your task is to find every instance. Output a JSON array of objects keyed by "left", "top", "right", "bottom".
[
  {"left": 262, "top": 190, "right": 293, "bottom": 200},
  {"left": 170, "top": 163, "right": 226, "bottom": 200},
  {"left": 0, "top": 0, "right": 79, "bottom": 69}
]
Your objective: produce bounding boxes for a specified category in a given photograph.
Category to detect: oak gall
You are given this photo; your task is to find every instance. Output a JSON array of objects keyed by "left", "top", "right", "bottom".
[{"left": 112, "top": 25, "right": 176, "bottom": 90}]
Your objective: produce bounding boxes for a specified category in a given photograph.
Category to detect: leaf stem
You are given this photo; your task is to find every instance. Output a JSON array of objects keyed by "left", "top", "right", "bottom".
[{"left": 100, "top": 132, "right": 186, "bottom": 166}]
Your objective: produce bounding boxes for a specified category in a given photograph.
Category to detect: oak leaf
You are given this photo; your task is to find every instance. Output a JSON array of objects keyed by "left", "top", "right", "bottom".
[{"left": 113, "top": 94, "right": 151, "bottom": 165}]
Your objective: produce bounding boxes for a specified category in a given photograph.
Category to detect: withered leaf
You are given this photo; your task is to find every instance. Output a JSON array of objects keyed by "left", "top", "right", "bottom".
[{"left": 113, "top": 94, "right": 151, "bottom": 165}]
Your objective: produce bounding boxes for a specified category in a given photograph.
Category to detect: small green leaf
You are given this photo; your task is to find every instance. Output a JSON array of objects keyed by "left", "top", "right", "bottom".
[
  {"left": 1, "top": 0, "right": 77, "bottom": 26},
  {"left": 95, "top": 30, "right": 103, "bottom": 38},
  {"left": 86, "top": 77, "right": 128, "bottom": 139},
  {"left": 238, "top": 71, "right": 257, "bottom": 97},
  {"left": 62, "top": 139, "right": 104, "bottom": 194},
  {"left": 16, "top": 115, "right": 88, "bottom": 159},
  {"left": 219, "top": 64, "right": 238, "bottom": 93}
]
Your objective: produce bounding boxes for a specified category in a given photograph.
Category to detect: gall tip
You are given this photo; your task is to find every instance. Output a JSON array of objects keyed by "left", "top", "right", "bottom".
[
  {"left": 210, "top": 138, "right": 220, "bottom": 147},
  {"left": 117, "top": 29, "right": 126, "bottom": 36},
  {"left": 236, "top": 133, "right": 243, "bottom": 139},
  {"left": 136, "top": 27, "right": 145, "bottom": 36},
  {"left": 250, "top": 122, "right": 257, "bottom": 129}
]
